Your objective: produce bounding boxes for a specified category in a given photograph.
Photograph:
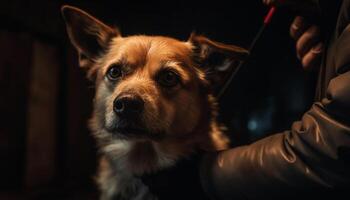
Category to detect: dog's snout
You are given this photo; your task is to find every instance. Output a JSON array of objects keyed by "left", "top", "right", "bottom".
[{"left": 113, "top": 95, "right": 144, "bottom": 116}]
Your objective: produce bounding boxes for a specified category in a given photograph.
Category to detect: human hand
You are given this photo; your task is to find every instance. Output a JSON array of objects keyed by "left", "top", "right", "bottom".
[
  {"left": 263, "top": 1, "right": 323, "bottom": 70},
  {"left": 290, "top": 16, "right": 323, "bottom": 71}
]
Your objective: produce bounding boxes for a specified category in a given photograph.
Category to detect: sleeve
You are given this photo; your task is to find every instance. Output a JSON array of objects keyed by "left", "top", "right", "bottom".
[{"left": 199, "top": 23, "right": 350, "bottom": 200}]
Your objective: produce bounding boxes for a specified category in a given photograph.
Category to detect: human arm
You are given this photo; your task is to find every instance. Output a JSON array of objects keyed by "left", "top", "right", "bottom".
[{"left": 200, "top": 1, "right": 350, "bottom": 199}]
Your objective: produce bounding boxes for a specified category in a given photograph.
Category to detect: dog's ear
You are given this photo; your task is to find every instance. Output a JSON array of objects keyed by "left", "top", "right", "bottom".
[
  {"left": 61, "top": 5, "right": 119, "bottom": 69},
  {"left": 188, "top": 33, "right": 249, "bottom": 90}
]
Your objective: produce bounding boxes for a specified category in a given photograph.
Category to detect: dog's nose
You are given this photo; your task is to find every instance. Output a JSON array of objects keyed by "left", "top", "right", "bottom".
[{"left": 113, "top": 95, "right": 144, "bottom": 116}]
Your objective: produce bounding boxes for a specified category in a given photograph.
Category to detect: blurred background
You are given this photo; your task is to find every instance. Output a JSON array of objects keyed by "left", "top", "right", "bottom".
[{"left": 0, "top": 0, "right": 316, "bottom": 199}]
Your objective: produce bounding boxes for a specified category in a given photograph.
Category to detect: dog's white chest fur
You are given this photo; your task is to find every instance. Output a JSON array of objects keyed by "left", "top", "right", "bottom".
[{"left": 97, "top": 140, "right": 176, "bottom": 200}]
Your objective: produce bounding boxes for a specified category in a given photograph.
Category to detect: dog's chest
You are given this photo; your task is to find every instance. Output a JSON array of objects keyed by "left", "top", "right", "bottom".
[
  {"left": 106, "top": 152, "right": 208, "bottom": 200},
  {"left": 138, "top": 155, "right": 209, "bottom": 200},
  {"left": 100, "top": 140, "right": 210, "bottom": 200}
]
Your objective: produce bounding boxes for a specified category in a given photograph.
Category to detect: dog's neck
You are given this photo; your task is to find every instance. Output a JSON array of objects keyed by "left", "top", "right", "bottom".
[
  {"left": 126, "top": 121, "right": 219, "bottom": 175},
  {"left": 126, "top": 141, "right": 175, "bottom": 175},
  {"left": 98, "top": 125, "right": 216, "bottom": 175},
  {"left": 105, "top": 136, "right": 206, "bottom": 175}
]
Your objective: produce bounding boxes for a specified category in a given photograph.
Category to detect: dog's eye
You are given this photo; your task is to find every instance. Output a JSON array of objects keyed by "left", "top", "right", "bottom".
[
  {"left": 107, "top": 65, "right": 122, "bottom": 81},
  {"left": 157, "top": 70, "right": 180, "bottom": 88}
]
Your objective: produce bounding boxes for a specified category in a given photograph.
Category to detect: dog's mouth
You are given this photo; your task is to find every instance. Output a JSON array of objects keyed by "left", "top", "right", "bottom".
[
  {"left": 116, "top": 126, "right": 148, "bottom": 136},
  {"left": 105, "top": 118, "right": 152, "bottom": 139}
]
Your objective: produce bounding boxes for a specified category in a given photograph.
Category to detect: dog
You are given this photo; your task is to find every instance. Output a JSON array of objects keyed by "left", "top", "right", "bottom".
[{"left": 61, "top": 5, "right": 248, "bottom": 200}]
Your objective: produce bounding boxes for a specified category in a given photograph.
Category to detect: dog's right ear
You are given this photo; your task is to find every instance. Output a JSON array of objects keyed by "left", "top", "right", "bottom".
[
  {"left": 61, "top": 5, "right": 119, "bottom": 69},
  {"left": 188, "top": 33, "right": 249, "bottom": 91}
]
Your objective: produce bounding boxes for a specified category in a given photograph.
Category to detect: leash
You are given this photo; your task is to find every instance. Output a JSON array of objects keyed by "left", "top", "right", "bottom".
[{"left": 218, "top": 6, "right": 277, "bottom": 99}]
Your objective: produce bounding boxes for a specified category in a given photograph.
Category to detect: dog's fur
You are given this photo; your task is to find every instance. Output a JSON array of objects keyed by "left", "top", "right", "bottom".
[{"left": 62, "top": 5, "right": 248, "bottom": 200}]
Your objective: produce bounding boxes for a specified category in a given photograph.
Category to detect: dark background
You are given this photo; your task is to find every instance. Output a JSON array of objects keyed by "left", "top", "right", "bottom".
[{"left": 0, "top": 0, "right": 316, "bottom": 199}]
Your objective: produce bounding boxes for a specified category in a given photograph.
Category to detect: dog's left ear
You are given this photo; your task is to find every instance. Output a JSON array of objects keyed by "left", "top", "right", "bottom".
[
  {"left": 188, "top": 33, "right": 249, "bottom": 90},
  {"left": 61, "top": 5, "right": 119, "bottom": 69}
]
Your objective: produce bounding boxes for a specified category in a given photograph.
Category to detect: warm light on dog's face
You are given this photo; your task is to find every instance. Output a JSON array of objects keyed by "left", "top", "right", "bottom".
[{"left": 94, "top": 36, "right": 204, "bottom": 140}]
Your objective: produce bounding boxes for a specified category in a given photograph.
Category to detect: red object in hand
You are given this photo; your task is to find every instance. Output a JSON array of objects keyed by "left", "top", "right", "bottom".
[{"left": 264, "top": 6, "right": 276, "bottom": 25}]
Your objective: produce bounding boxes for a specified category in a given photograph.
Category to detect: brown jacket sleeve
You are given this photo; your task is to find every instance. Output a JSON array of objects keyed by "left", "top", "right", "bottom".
[{"left": 200, "top": 2, "right": 350, "bottom": 199}]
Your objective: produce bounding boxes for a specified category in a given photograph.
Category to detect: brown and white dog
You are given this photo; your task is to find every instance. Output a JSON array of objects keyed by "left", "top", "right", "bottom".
[{"left": 61, "top": 5, "right": 248, "bottom": 200}]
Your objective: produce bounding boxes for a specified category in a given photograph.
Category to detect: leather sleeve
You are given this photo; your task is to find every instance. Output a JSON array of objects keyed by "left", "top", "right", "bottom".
[{"left": 200, "top": 20, "right": 350, "bottom": 200}]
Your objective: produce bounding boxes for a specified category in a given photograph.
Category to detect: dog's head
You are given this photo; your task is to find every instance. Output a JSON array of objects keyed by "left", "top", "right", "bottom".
[{"left": 62, "top": 6, "right": 248, "bottom": 143}]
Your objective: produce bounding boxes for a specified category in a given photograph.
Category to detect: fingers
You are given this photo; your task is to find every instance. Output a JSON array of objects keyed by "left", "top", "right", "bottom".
[
  {"left": 301, "top": 42, "right": 323, "bottom": 71},
  {"left": 290, "top": 16, "right": 323, "bottom": 71},
  {"left": 290, "top": 16, "right": 309, "bottom": 40},
  {"left": 296, "top": 25, "right": 321, "bottom": 60}
]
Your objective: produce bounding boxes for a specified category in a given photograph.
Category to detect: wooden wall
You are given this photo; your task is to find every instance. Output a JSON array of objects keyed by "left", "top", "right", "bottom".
[{"left": 0, "top": 1, "right": 98, "bottom": 199}]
